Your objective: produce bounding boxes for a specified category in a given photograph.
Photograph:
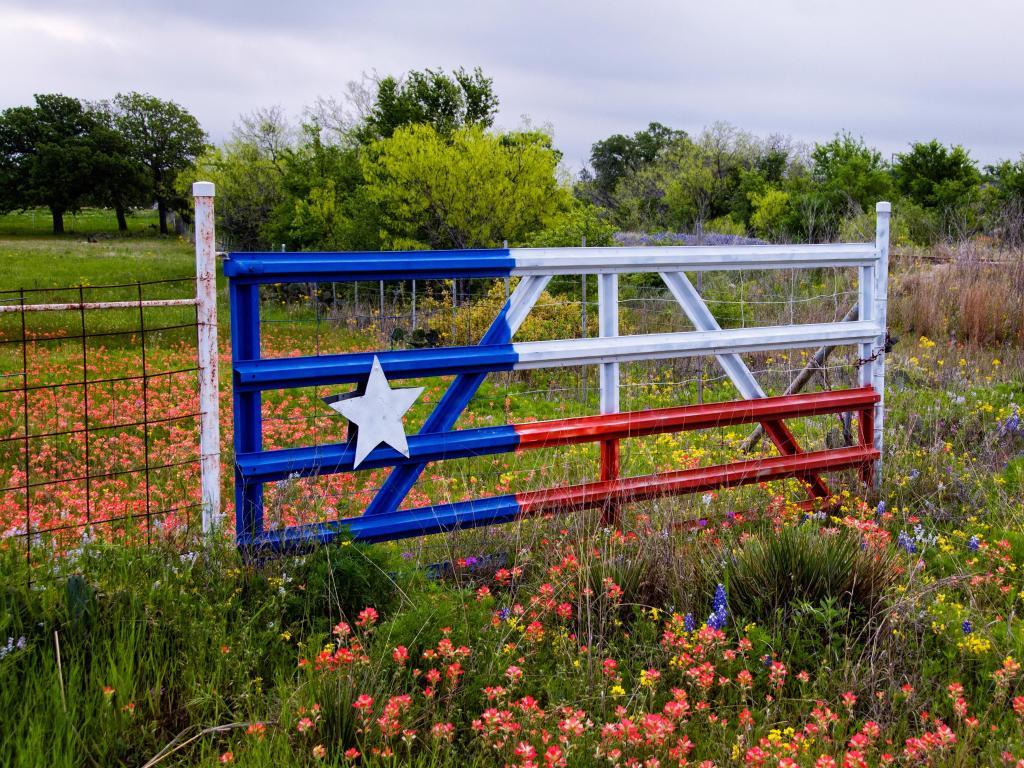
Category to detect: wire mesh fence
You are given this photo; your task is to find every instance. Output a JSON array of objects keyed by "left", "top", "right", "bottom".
[{"left": 0, "top": 279, "right": 206, "bottom": 581}]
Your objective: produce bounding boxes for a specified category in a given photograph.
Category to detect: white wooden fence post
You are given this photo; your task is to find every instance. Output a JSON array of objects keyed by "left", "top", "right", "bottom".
[
  {"left": 871, "top": 201, "right": 891, "bottom": 488},
  {"left": 193, "top": 181, "right": 222, "bottom": 532}
]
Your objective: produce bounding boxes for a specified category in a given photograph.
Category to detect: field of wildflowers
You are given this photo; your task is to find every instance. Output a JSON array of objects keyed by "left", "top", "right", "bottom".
[{"left": 1, "top": 231, "right": 1023, "bottom": 767}]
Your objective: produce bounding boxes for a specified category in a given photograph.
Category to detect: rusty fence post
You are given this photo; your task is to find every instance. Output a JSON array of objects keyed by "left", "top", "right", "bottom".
[{"left": 193, "top": 182, "right": 222, "bottom": 533}]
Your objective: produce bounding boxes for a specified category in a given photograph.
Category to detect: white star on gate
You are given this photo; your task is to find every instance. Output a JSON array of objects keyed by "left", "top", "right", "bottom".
[{"left": 322, "top": 356, "right": 424, "bottom": 469}]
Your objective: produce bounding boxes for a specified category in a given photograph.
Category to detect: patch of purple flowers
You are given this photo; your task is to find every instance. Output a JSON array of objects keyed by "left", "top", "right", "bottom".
[
  {"left": 707, "top": 583, "right": 728, "bottom": 630},
  {"left": 897, "top": 531, "right": 917, "bottom": 554},
  {"left": 999, "top": 406, "right": 1021, "bottom": 437}
]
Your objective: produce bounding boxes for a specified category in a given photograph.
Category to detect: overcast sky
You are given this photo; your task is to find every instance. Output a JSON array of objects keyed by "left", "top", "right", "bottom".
[{"left": 5, "top": 0, "right": 1023, "bottom": 170}]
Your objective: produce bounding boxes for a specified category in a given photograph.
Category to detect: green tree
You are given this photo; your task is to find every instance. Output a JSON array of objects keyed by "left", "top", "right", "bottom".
[
  {"left": 586, "top": 122, "right": 687, "bottom": 203},
  {"left": 179, "top": 108, "right": 294, "bottom": 250},
  {"left": 89, "top": 102, "right": 150, "bottom": 231},
  {"left": 525, "top": 198, "right": 616, "bottom": 248},
  {"left": 270, "top": 123, "right": 379, "bottom": 250},
  {"left": 749, "top": 187, "right": 792, "bottom": 240},
  {"left": 810, "top": 133, "right": 892, "bottom": 235},
  {"left": 894, "top": 140, "right": 981, "bottom": 211},
  {"left": 362, "top": 123, "right": 565, "bottom": 250},
  {"left": 0, "top": 94, "right": 103, "bottom": 233},
  {"left": 664, "top": 143, "right": 721, "bottom": 237},
  {"left": 984, "top": 157, "right": 1024, "bottom": 246},
  {"left": 112, "top": 92, "right": 207, "bottom": 234},
  {"left": 362, "top": 67, "right": 498, "bottom": 141}
]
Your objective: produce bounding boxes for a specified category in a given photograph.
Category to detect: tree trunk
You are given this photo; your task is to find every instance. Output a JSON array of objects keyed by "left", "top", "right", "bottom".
[
  {"left": 157, "top": 197, "right": 168, "bottom": 235},
  {"left": 115, "top": 203, "right": 128, "bottom": 232},
  {"left": 51, "top": 207, "right": 65, "bottom": 235}
]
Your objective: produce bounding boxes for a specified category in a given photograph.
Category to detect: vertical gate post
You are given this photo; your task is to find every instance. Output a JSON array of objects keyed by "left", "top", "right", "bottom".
[
  {"left": 193, "top": 182, "right": 222, "bottom": 532},
  {"left": 871, "top": 202, "right": 891, "bottom": 488},
  {"left": 598, "top": 272, "right": 620, "bottom": 524}
]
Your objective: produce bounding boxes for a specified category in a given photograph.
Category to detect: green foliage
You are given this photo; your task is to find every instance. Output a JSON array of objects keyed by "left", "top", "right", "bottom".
[
  {"left": 748, "top": 186, "right": 791, "bottom": 240},
  {"left": 362, "top": 67, "right": 498, "bottom": 141},
  {"left": 664, "top": 124, "right": 758, "bottom": 233},
  {"left": 111, "top": 91, "right": 207, "bottom": 235},
  {"left": 363, "top": 124, "right": 565, "bottom": 249},
  {"left": 584, "top": 121, "right": 686, "bottom": 204},
  {"left": 274, "top": 539, "right": 405, "bottom": 636},
  {"left": 183, "top": 141, "right": 286, "bottom": 250},
  {"left": 271, "top": 125, "right": 381, "bottom": 251},
  {"left": 727, "top": 523, "right": 899, "bottom": 626},
  {"left": 810, "top": 132, "right": 892, "bottom": 217},
  {"left": 894, "top": 140, "right": 981, "bottom": 210},
  {"left": 0, "top": 94, "right": 108, "bottom": 233},
  {"left": 524, "top": 199, "right": 616, "bottom": 248},
  {"left": 983, "top": 156, "right": 1024, "bottom": 246}
]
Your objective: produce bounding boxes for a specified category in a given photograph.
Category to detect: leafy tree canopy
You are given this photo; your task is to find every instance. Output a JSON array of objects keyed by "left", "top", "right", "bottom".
[
  {"left": 362, "top": 67, "right": 498, "bottom": 141},
  {"left": 112, "top": 92, "right": 207, "bottom": 234},
  {"left": 0, "top": 94, "right": 120, "bottom": 234},
  {"left": 894, "top": 139, "right": 981, "bottom": 210},
  {"left": 362, "top": 123, "right": 565, "bottom": 250},
  {"left": 587, "top": 122, "right": 687, "bottom": 201},
  {"left": 811, "top": 132, "right": 892, "bottom": 215}
]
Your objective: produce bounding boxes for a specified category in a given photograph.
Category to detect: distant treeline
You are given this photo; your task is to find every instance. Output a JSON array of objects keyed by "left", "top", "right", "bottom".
[
  {"left": 0, "top": 93, "right": 206, "bottom": 234},
  {"left": 3, "top": 69, "right": 1023, "bottom": 248},
  {"left": 576, "top": 122, "right": 1024, "bottom": 247}
]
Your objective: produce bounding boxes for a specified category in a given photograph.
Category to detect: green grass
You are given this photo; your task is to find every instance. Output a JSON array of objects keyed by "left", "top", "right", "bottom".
[
  {"left": 0, "top": 207, "right": 161, "bottom": 237},
  {"left": 0, "top": 235, "right": 195, "bottom": 292}
]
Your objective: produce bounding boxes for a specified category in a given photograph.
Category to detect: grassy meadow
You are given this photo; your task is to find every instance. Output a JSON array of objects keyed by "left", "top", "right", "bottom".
[{"left": 1, "top": 208, "right": 1024, "bottom": 767}]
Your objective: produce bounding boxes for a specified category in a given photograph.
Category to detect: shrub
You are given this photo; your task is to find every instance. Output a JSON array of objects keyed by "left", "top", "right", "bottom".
[{"left": 727, "top": 523, "right": 899, "bottom": 626}]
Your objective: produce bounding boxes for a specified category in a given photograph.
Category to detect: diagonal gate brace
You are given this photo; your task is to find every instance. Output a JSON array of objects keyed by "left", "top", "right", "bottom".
[
  {"left": 364, "top": 275, "right": 551, "bottom": 516},
  {"left": 659, "top": 271, "right": 831, "bottom": 500}
]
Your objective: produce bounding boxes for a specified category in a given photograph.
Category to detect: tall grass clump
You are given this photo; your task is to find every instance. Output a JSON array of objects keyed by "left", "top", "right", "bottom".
[
  {"left": 891, "top": 252, "right": 1024, "bottom": 345},
  {"left": 727, "top": 522, "right": 900, "bottom": 625}
]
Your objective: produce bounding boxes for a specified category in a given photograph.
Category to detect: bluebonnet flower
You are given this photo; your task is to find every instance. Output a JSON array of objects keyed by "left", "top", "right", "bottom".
[
  {"left": 909, "top": 469, "right": 920, "bottom": 480},
  {"left": 707, "top": 583, "right": 728, "bottom": 630},
  {"left": 962, "top": 620, "right": 973, "bottom": 635},
  {"left": 683, "top": 613, "right": 695, "bottom": 632},
  {"left": 967, "top": 535, "right": 980, "bottom": 552},
  {"left": 897, "top": 531, "right": 917, "bottom": 554},
  {"left": 876, "top": 500, "right": 886, "bottom": 518},
  {"left": 914, "top": 524, "right": 936, "bottom": 547},
  {"left": 999, "top": 406, "right": 1020, "bottom": 437},
  {"left": 762, "top": 655, "right": 774, "bottom": 667},
  {"left": 0, "top": 636, "right": 26, "bottom": 660},
  {"left": 497, "top": 607, "right": 511, "bottom": 621}
]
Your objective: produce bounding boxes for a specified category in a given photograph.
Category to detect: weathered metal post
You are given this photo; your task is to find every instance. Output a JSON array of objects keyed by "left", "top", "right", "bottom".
[
  {"left": 871, "top": 202, "right": 891, "bottom": 487},
  {"left": 598, "top": 270, "right": 620, "bottom": 525},
  {"left": 193, "top": 182, "right": 222, "bottom": 532}
]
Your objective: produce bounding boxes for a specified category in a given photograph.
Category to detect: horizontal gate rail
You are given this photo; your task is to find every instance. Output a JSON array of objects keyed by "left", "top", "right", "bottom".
[
  {"left": 242, "top": 444, "right": 878, "bottom": 549},
  {"left": 233, "top": 321, "right": 881, "bottom": 391},
  {"left": 0, "top": 298, "right": 198, "bottom": 313},
  {"left": 224, "top": 242, "right": 878, "bottom": 283},
  {"left": 236, "top": 387, "right": 879, "bottom": 484}
]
